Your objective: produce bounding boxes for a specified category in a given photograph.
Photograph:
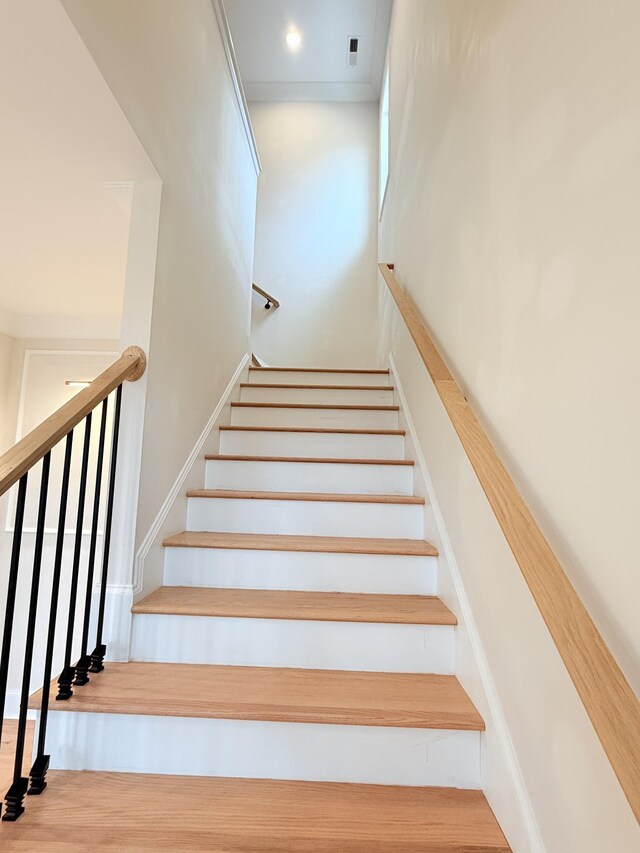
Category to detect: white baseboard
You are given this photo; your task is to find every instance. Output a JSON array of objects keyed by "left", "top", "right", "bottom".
[
  {"left": 389, "top": 353, "right": 544, "bottom": 853},
  {"left": 132, "top": 353, "right": 250, "bottom": 596}
]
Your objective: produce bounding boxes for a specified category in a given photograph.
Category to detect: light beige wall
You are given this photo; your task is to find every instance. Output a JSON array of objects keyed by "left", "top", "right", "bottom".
[
  {"left": 0, "top": 331, "right": 16, "bottom": 453},
  {"left": 250, "top": 102, "right": 379, "bottom": 367},
  {"left": 380, "top": 1, "right": 640, "bottom": 849},
  {"left": 61, "top": 1, "right": 258, "bottom": 567}
]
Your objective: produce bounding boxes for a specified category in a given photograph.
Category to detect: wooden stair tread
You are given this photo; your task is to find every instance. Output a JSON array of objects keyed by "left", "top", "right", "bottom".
[
  {"left": 32, "top": 663, "right": 484, "bottom": 730},
  {"left": 187, "top": 489, "right": 424, "bottom": 505},
  {"left": 241, "top": 383, "right": 395, "bottom": 391},
  {"left": 162, "top": 531, "right": 439, "bottom": 557},
  {"left": 250, "top": 366, "right": 390, "bottom": 374},
  {"left": 206, "top": 454, "right": 413, "bottom": 466},
  {"left": 132, "top": 587, "right": 456, "bottom": 625},
  {"left": 220, "top": 425, "right": 406, "bottom": 435},
  {"left": 231, "top": 402, "right": 399, "bottom": 411},
  {"left": 0, "top": 772, "right": 510, "bottom": 851}
]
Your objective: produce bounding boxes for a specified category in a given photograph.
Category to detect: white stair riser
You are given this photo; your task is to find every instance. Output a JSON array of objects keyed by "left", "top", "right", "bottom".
[
  {"left": 131, "top": 615, "right": 454, "bottom": 673},
  {"left": 186, "top": 497, "right": 423, "bottom": 539},
  {"left": 240, "top": 386, "right": 393, "bottom": 405},
  {"left": 248, "top": 370, "right": 391, "bottom": 387},
  {"left": 163, "top": 548, "right": 437, "bottom": 596},
  {"left": 45, "top": 711, "right": 481, "bottom": 788},
  {"left": 220, "top": 430, "right": 405, "bottom": 460},
  {"left": 205, "top": 460, "right": 413, "bottom": 495},
  {"left": 231, "top": 406, "right": 399, "bottom": 430}
]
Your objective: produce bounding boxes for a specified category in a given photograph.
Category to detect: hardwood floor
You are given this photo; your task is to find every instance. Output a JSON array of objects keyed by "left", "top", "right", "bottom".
[
  {"left": 0, "top": 772, "right": 510, "bottom": 851},
  {"left": 0, "top": 721, "right": 34, "bottom": 795}
]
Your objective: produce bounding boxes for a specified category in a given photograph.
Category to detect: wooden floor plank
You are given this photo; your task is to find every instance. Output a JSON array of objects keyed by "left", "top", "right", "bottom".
[
  {"left": 30, "top": 663, "right": 484, "bottom": 731},
  {"left": 162, "top": 530, "right": 439, "bottom": 557},
  {"left": 132, "top": 586, "right": 457, "bottom": 625},
  {"left": 0, "top": 772, "right": 510, "bottom": 851},
  {"left": 187, "top": 488, "right": 424, "bottom": 504}
]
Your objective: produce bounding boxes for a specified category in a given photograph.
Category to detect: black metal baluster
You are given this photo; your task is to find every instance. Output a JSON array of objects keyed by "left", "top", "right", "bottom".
[
  {"left": 57, "top": 413, "right": 92, "bottom": 701},
  {"left": 0, "top": 475, "right": 28, "bottom": 812},
  {"left": 90, "top": 385, "right": 123, "bottom": 673},
  {"left": 3, "top": 454, "right": 50, "bottom": 821},
  {"left": 28, "top": 432, "right": 73, "bottom": 796},
  {"left": 73, "top": 398, "right": 108, "bottom": 686}
]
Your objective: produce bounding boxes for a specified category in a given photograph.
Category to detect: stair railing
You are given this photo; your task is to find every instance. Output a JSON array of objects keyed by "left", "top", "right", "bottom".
[
  {"left": 0, "top": 346, "right": 146, "bottom": 821},
  {"left": 379, "top": 262, "right": 640, "bottom": 825},
  {"left": 252, "top": 282, "right": 280, "bottom": 310}
]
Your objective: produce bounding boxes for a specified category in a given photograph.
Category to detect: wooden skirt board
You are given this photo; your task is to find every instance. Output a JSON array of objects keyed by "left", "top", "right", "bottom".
[{"left": 0, "top": 772, "right": 511, "bottom": 851}]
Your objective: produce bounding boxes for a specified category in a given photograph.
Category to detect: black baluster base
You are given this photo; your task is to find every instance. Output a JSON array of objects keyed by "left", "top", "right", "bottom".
[
  {"left": 27, "top": 755, "right": 49, "bottom": 795},
  {"left": 89, "top": 643, "right": 106, "bottom": 673},
  {"left": 2, "top": 777, "right": 28, "bottom": 821},
  {"left": 56, "top": 665, "right": 76, "bottom": 700},
  {"left": 73, "top": 655, "right": 91, "bottom": 686}
]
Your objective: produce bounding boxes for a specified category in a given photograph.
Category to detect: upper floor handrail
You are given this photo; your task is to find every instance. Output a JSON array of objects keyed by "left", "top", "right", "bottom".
[
  {"left": 0, "top": 346, "right": 146, "bottom": 499},
  {"left": 252, "top": 283, "right": 280, "bottom": 310},
  {"left": 378, "top": 262, "right": 640, "bottom": 824}
]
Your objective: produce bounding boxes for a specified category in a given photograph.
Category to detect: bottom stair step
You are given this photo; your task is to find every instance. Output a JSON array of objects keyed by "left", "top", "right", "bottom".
[
  {"left": 30, "top": 664, "right": 484, "bottom": 787},
  {"left": 0, "top": 771, "right": 511, "bottom": 851}
]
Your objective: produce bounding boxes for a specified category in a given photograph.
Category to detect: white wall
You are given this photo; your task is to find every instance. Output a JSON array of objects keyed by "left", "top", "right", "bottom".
[
  {"left": 0, "top": 0, "right": 158, "bottom": 340},
  {"left": 61, "top": 0, "right": 259, "bottom": 594},
  {"left": 250, "top": 102, "right": 379, "bottom": 366},
  {"left": 379, "top": 1, "right": 640, "bottom": 850}
]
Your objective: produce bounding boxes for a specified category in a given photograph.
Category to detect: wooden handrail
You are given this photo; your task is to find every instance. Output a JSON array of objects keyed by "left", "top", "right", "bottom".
[
  {"left": 0, "top": 346, "right": 146, "bottom": 499},
  {"left": 252, "top": 283, "right": 280, "bottom": 310},
  {"left": 379, "top": 262, "right": 640, "bottom": 824}
]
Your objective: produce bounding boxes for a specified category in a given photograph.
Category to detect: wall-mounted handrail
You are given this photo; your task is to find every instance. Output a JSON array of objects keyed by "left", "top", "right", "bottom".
[
  {"left": 0, "top": 346, "right": 145, "bottom": 499},
  {"left": 252, "top": 283, "right": 280, "bottom": 310},
  {"left": 0, "top": 345, "right": 146, "bottom": 820},
  {"left": 379, "top": 262, "right": 640, "bottom": 824}
]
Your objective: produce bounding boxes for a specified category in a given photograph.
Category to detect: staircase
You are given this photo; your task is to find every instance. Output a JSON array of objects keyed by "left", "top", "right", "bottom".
[{"left": 15, "top": 366, "right": 509, "bottom": 850}]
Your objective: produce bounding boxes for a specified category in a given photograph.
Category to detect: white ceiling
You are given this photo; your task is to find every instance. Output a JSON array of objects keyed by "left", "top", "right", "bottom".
[
  {"left": 224, "top": 0, "right": 392, "bottom": 102},
  {"left": 0, "top": 0, "right": 158, "bottom": 340}
]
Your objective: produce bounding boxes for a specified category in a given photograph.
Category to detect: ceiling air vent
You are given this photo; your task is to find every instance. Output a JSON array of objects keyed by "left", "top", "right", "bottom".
[{"left": 347, "top": 37, "right": 359, "bottom": 67}]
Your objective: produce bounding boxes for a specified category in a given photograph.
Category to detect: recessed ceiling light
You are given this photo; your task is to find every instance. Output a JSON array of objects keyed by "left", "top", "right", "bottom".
[{"left": 285, "top": 29, "right": 302, "bottom": 51}]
